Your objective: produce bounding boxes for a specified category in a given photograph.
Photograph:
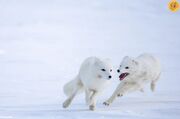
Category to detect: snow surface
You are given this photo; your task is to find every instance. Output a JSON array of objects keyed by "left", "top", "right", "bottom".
[{"left": 0, "top": 0, "right": 180, "bottom": 119}]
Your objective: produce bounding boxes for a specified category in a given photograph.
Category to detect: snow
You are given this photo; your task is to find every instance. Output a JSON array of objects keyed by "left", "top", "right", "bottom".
[{"left": 0, "top": 0, "right": 180, "bottom": 119}]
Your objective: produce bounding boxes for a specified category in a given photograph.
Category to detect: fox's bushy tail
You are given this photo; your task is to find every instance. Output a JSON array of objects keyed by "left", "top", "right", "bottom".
[{"left": 63, "top": 76, "right": 84, "bottom": 97}]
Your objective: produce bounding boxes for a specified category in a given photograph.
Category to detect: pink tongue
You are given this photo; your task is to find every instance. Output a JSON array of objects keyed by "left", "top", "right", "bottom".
[{"left": 119, "top": 74, "right": 126, "bottom": 81}]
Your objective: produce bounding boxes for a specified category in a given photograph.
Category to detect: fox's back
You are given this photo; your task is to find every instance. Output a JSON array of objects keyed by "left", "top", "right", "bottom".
[{"left": 137, "top": 54, "right": 161, "bottom": 78}]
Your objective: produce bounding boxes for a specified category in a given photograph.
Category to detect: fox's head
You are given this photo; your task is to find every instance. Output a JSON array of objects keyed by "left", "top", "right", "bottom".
[
  {"left": 93, "top": 58, "right": 113, "bottom": 80},
  {"left": 117, "top": 56, "right": 139, "bottom": 81}
]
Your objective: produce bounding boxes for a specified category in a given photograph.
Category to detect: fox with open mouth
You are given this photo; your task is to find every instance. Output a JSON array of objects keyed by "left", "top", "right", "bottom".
[{"left": 103, "top": 53, "right": 161, "bottom": 106}]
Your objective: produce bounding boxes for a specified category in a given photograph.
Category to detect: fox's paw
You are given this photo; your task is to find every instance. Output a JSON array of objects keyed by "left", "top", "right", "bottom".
[
  {"left": 117, "top": 94, "right": 123, "bottom": 97},
  {"left": 140, "top": 88, "right": 144, "bottom": 93},
  {"left": 89, "top": 105, "right": 95, "bottom": 111},
  {"left": 103, "top": 101, "right": 110, "bottom": 106},
  {"left": 62, "top": 99, "right": 70, "bottom": 108}
]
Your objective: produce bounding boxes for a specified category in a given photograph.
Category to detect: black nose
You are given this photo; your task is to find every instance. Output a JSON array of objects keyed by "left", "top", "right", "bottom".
[
  {"left": 117, "top": 69, "right": 120, "bottom": 73},
  {"left": 109, "top": 75, "right": 112, "bottom": 79}
]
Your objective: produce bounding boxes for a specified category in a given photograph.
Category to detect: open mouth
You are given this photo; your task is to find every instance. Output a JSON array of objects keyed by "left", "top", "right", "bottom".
[{"left": 119, "top": 73, "right": 129, "bottom": 81}]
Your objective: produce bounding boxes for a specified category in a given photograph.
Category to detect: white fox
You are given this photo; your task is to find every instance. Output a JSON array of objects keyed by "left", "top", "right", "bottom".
[
  {"left": 63, "top": 57, "right": 113, "bottom": 110},
  {"left": 104, "top": 54, "right": 161, "bottom": 106}
]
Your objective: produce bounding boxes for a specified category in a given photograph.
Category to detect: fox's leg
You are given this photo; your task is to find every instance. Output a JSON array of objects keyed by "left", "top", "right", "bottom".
[
  {"left": 103, "top": 83, "right": 122, "bottom": 106},
  {"left": 85, "top": 89, "right": 92, "bottom": 105},
  {"left": 63, "top": 92, "right": 76, "bottom": 108},
  {"left": 63, "top": 90, "right": 77, "bottom": 108},
  {"left": 139, "top": 88, "right": 144, "bottom": 92},
  {"left": 151, "top": 73, "right": 161, "bottom": 92},
  {"left": 116, "top": 83, "right": 140, "bottom": 96},
  {"left": 89, "top": 90, "right": 98, "bottom": 111},
  {"left": 103, "top": 82, "right": 136, "bottom": 106},
  {"left": 151, "top": 80, "right": 156, "bottom": 92},
  {"left": 63, "top": 77, "right": 84, "bottom": 108}
]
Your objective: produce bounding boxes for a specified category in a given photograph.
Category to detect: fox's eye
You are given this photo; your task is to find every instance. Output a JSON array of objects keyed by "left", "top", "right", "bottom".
[
  {"left": 125, "top": 66, "right": 129, "bottom": 69},
  {"left": 110, "top": 69, "right": 112, "bottom": 72},
  {"left": 101, "top": 69, "right": 106, "bottom": 71}
]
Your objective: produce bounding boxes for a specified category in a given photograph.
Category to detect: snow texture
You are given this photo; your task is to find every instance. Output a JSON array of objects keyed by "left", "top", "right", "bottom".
[{"left": 0, "top": 0, "right": 180, "bottom": 119}]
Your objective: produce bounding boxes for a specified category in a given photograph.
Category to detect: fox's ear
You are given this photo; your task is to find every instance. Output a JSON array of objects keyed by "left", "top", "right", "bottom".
[
  {"left": 123, "top": 56, "right": 130, "bottom": 60},
  {"left": 102, "top": 58, "right": 112, "bottom": 67},
  {"left": 103, "top": 58, "right": 111, "bottom": 64},
  {"left": 123, "top": 56, "right": 131, "bottom": 61},
  {"left": 132, "top": 59, "right": 138, "bottom": 65},
  {"left": 94, "top": 58, "right": 102, "bottom": 66}
]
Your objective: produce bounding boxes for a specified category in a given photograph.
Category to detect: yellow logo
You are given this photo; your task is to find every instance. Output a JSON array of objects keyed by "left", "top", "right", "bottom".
[{"left": 168, "top": 0, "right": 180, "bottom": 12}]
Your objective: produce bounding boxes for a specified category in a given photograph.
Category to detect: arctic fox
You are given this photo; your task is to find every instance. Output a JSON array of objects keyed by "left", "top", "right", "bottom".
[
  {"left": 63, "top": 57, "right": 113, "bottom": 110},
  {"left": 103, "top": 54, "right": 161, "bottom": 106}
]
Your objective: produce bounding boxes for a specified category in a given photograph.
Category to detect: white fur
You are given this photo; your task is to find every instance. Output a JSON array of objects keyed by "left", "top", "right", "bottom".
[
  {"left": 104, "top": 53, "right": 161, "bottom": 106},
  {"left": 63, "top": 57, "right": 113, "bottom": 110}
]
